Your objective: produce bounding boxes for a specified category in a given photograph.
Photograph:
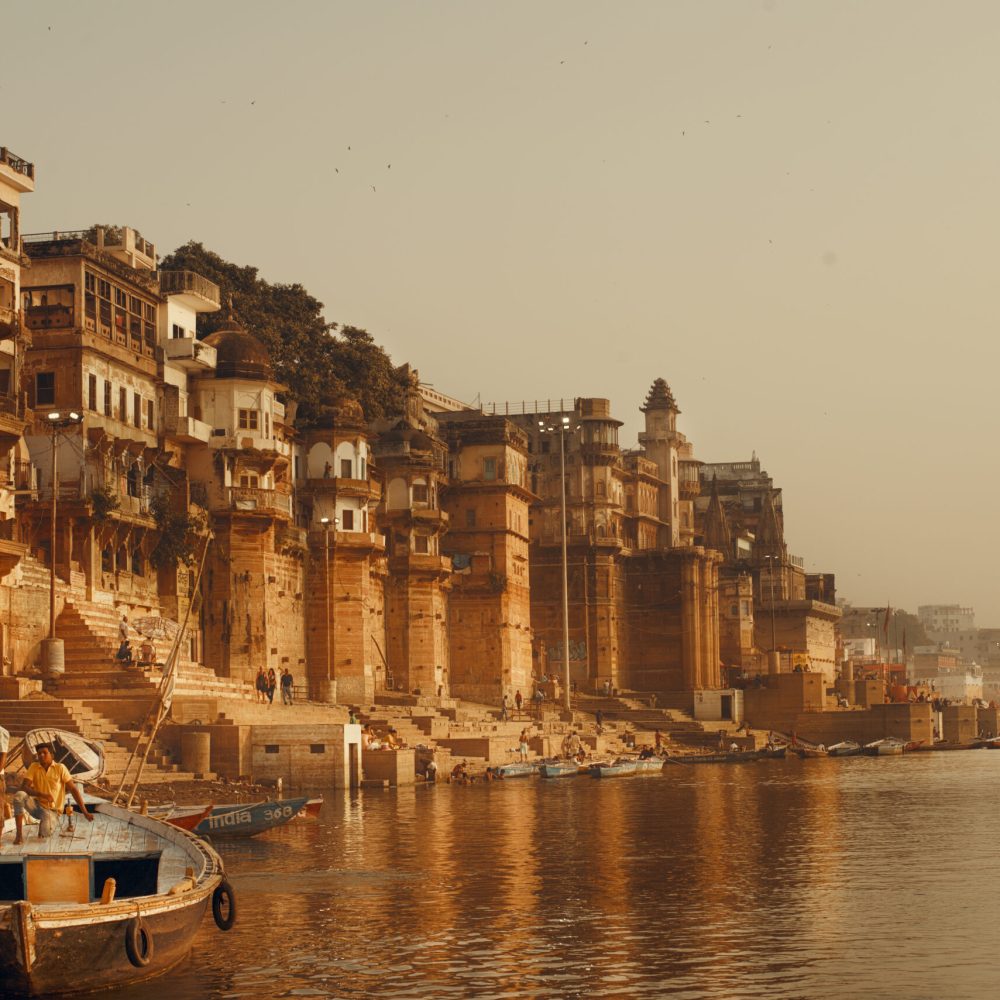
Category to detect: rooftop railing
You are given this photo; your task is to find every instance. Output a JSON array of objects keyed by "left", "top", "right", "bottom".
[
  {"left": 158, "top": 269, "right": 221, "bottom": 306},
  {"left": 0, "top": 148, "right": 34, "bottom": 180}
]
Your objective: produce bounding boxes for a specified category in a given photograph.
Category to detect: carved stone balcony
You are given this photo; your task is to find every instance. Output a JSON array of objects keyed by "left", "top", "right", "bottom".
[{"left": 221, "top": 486, "right": 293, "bottom": 519}]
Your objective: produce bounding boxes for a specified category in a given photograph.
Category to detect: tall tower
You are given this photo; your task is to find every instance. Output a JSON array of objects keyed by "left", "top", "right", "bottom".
[
  {"left": 637, "top": 378, "right": 684, "bottom": 546},
  {"left": 373, "top": 406, "right": 451, "bottom": 697},
  {"left": 300, "top": 397, "right": 383, "bottom": 704}
]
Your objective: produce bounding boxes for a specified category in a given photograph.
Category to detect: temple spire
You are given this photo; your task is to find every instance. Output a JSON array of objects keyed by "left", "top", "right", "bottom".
[
  {"left": 756, "top": 489, "right": 784, "bottom": 558},
  {"left": 640, "top": 377, "right": 680, "bottom": 414},
  {"left": 703, "top": 476, "right": 731, "bottom": 555}
]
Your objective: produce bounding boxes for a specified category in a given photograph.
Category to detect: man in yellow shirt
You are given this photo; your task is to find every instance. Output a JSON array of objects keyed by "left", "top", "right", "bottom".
[{"left": 12, "top": 743, "right": 92, "bottom": 843}]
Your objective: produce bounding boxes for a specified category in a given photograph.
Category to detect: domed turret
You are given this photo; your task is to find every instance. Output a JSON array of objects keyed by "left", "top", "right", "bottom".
[{"left": 202, "top": 323, "right": 273, "bottom": 381}]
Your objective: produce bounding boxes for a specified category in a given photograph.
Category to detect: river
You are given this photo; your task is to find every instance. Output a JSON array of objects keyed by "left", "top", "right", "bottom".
[{"left": 115, "top": 752, "right": 1000, "bottom": 999}]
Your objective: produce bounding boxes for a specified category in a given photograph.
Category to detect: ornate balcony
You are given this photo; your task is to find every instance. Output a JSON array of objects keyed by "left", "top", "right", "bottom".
[
  {"left": 223, "top": 486, "right": 293, "bottom": 519},
  {"left": 158, "top": 270, "right": 222, "bottom": 312},
  {"left": 163, "top": 336, "right": 217, "bottom": 371}
]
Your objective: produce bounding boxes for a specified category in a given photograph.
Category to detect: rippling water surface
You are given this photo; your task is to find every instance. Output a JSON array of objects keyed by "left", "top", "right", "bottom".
[{"left": 114, "top": 754, "right": 1000, "bottom": 999}]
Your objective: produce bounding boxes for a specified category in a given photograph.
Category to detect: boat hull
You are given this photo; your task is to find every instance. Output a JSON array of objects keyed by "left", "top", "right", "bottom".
[
  {"left": 589, "top": 763, "right": 638, "bottom": 778},
  {"left": 539, "top": 763, "right": 579, "bottom": 778},
  {"left": 0, "top": 885, "right": 213, "bottom": 997},
  {"left": 196, "top": 797, "right": 309, "bottom": 838}
]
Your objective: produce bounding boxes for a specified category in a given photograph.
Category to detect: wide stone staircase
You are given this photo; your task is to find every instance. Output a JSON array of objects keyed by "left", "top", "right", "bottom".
[{"left": 0, "top": 695, "right": 211, "bottom": 785}]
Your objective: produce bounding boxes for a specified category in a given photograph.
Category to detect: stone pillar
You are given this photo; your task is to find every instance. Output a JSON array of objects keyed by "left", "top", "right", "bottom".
[{"left": 681, "top": 555, "right": 698, "bottom": 690}]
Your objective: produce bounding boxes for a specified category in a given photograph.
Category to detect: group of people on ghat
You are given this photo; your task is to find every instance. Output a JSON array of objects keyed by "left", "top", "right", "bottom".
[
  {"left": 114, "top": 614, "right": 156, "bottom": 669},
  {"left": 360, "top": 724, "right": 406, "bottom": 751},
  {"left": 254, "top": 666, "right": 296, "bottom": 705},
  {"left": 0, "top": 723, "right": 93, "bottom": 849}
]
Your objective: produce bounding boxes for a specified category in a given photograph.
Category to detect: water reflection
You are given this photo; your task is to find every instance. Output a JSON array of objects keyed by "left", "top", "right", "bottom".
[{"left": 107, "top": 754, "right": 1000, "bottom": 1000}]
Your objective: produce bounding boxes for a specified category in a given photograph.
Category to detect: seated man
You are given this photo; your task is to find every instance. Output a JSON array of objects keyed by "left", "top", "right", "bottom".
[
  {"left": 137, "top": 640, "right": 155, "bottom": 667},
  {"left": 116, "top": 639, "right": 133, "bottom": 666},
  {"left": 13, "top": 742, "right": 93, "bottom": 843}
]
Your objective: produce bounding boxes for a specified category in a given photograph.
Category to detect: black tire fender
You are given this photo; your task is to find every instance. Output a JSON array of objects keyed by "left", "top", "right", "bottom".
[
  {"left": 125, "top": 916, "right": 154, "bottom": 968},
  {"left": 212, "top": 878, "right": 237, "bottom": 931}
]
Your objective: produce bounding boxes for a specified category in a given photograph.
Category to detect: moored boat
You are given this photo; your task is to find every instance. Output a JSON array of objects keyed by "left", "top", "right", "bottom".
[
  {"left": 670, "top": 750, "right": 762, "bottom": 764},
  {"left": 539, "top": 761, "right": 580, "bottom": 778},
  {"left": 827, "top": 741, "right": 862, "bottom": 757},
  {"left": 21, "top": 728, "right": 105, "bottom": 783},
  {"left": 150, "top": 803, "right": 214, "bottom": 832},
  {"left": 0, "top": 801, "right": 235, "bottom": 997},
  {"left": 634, "top": 758, "right": 664, "bottom": 774},
  {"left": 496, "top": 762, "right": 538, "bottom": 779},
  {"left": 195, "top": 797, "right": 310, "bottom": 838},
  {"left": 759, "top": 746, "right": 788, "bottom": 759},
  {"left": 589, "top": 759, "right": 638, "bottom": 778},
  {"left": 297, "top": 797, "right": 324, "bottom": 819},
  {"left": 793, "top": 746, "right": 829, "bottom": 759},
  {"left": 863, "top": 737, "right": 906, "bottom": 756}
]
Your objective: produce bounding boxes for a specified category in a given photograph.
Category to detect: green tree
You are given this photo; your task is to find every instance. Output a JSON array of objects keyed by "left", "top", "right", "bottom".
[{"left": 158, "top": 241, "right": 408, "bottom": 424}]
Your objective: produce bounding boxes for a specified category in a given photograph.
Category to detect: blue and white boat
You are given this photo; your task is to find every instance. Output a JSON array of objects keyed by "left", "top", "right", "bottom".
[
  {"left": 539, "top": 761, "right": 580, "bottom": 778},
  {"left": 195, "top": 797, "right": 309, "bottom": 838},
  {"left": 496, "top": 762, "right": 538, "bottom": 778},
  {"left": 589, "top": 760, "right": 638, "bottom": 778}
]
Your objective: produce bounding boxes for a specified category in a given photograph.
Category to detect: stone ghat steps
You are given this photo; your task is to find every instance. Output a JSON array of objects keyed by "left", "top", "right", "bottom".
[{"left": 0, "top": 698, "right": 209, "bottom": 783}]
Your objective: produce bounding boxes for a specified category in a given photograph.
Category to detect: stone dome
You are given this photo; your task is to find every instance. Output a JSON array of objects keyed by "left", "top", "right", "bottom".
[
  {"left": 331, "top": 395, "right": 365, "bottom": 424},
  {"left": 202, "top": 325, "right": 273, "bottom": 380}
]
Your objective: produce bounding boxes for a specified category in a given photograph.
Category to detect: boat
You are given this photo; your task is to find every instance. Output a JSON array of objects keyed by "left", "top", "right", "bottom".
[
  {"left": 974, "top": 736, "right": 1000, "bottom": 749},
  {"left": 589, "top": 759, "right": 638, "bottom": 778},
  {"left": 20, "top": 728, "right": 105, "bottom": 784},
  {"left": 827, "top": 741, "right": 862, "bottom": 757},
  {"left": 793, "top": 746, "right": 829, "bottom": 759},
  {"left": 634, "top": 757, "right": 664, "bottom": 774},
  {"left": 863, "top": 737, "right": 906, "bottom": 756},
  {"left": 669, "top": 750, "right": 762, "bottom": 764},
  {"left": 496, "top": 762, "right": 537, "bottom": 779},
  {"left": 194, "top": 797, "right": 310, "bottom": 838},
  {"left": 759, "top": 746, "right": 788, "bottom": 759},
  {"left": 152, "top": 804, "right": 215, "bottom": 833},
  {"left": 539, "top": 761, "right": 580, "bottom": 778},
  {"left": 297, "top": 797, "right": 324, "bottom": 819},
  {"left": 0, "top": 799, "right": 235, "bottom": 996}
]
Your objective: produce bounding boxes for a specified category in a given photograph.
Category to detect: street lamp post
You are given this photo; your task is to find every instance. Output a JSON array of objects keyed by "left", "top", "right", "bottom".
[
  {"left": 43, "top": 410, "right": 83, "bottom": 677},
  {"left": 320, "top": 517, "right": 334, "bottom": 697},
  {"left": 539, "top": 414, "right": 573, "bottom": 713}
]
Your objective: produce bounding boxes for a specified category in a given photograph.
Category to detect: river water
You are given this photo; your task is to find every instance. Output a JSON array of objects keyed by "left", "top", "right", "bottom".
[{"left": 116, "top": 753, "right": 1000, "bottom": 999}]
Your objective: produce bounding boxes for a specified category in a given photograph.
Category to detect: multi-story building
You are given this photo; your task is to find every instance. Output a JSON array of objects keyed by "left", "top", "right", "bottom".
[
  {"left": 696, "top": 456, "right": 841, "bottom": 683},
  {"left": 508, "top": 380, "right": 722, "bottom": 700},
  {"left": 438, "top": 410, "right": 535, "bottom": 703},
  {"left": 0, "top": 146, "right": 35, "bottom": 668}
]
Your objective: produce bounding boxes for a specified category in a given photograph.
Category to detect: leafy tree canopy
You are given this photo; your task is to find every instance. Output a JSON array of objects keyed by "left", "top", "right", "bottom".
[{"left": 158, "top": 241, "right": 408, "bottom": 424}]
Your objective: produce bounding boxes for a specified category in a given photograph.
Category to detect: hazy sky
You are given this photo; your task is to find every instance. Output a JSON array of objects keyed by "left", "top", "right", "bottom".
[{"left": 5, "top": 2, "right": 999, "bottom": 622}]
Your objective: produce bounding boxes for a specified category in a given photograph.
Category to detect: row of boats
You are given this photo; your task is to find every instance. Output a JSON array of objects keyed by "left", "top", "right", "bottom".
[{"left": 495, "top": 756, "right": 667, "bottom": 779}]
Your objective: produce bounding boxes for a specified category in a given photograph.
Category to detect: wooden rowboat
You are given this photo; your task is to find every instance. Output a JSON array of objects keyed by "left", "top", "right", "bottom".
[
  {"left": 296, "top": 797, "right": 324, "bottom": 820},
  {"left": 828, "top": 741, "right": 862, "bottom": 757},
  {"left": 863, "top": 738, "right": 905, "bottom": 756},
  {"left": 669, "top": 750, "right": 763, "bottom": 764},
  {"left": 589, "top": 759, "right": 638, "bottom": 778},
  {"left": 634, "top": 758, "right": 665, "bottom": 773},
  {"left": 496, "top": 762, "right": 537, "bottom": 779},
  {"left": 0, "top": 801, "right": 235, "bottom": 997},
  {"left": 152, "top": 804, "right": 215, "bottom": 833},
  {"left": 194, "top": 798, "right": 309, "bottom": 838},
  {"left": 539, "top": 761, "right": 580, "bottom": 778}
]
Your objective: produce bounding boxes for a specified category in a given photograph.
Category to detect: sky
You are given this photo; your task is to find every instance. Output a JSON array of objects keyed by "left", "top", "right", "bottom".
[{"left": 4, "top": 2, "right": 999, "bottom": 622}]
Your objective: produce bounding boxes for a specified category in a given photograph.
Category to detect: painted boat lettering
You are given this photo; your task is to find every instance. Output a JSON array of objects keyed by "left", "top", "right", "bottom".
[{"left": 209, "top": 808, "right": 253, "bottom": 829}]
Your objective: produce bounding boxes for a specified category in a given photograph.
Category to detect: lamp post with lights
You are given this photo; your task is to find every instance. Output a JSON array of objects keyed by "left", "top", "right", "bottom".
[
  {"left": 43, "top": 409, "right": 83, "bottom": 676},
  {"left": 539, "top": 414, "right": 572, "bottom": 712}
]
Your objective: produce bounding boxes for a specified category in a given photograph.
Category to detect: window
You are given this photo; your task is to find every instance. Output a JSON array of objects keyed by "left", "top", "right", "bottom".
[
  {"left": 341, "top": 509, "right": 354, "bottom": 531},
  {"left": 414, "top": 534, "right": 429, "bottom": 554},
  {"left": 465, "top": 508, "right": 476, "bottom": 528},
  {"left": 103, "top": 381, "right": 111, "bottom": 416},
  {"left": 340, "top": 458, "right": 352, "bottom": 478},
  {"left": 172, "top": 324, "right": 185, "bottom": 339},
  {"left": 239, "top": 473, "right": 259, "bottom": 489},
  {"left": 36, "top": 372, "right": 55, "bottom": 406},
  {"left": 119, "top": 387, "right": 126, "bottom": 420},
  {"left": 264, "top": 412, "right": 270, "bottom": 438},
  {"left": 412, "top": 483, "right": 428, "bottom": 503},
  {"left": 0, "top": 371, "right": 8, "bottom": 396},
  {"left": 238, "top": 409, "right": 258, "bottom": 430},
  {"left": 133, "top": 392, "right": 141, "bottom": 428},
  {"left": 359, "top": 457, "right": 366, "bottom": 479},
  {"left": 147, "top": 399, "right": 154, "bottom": 429},
  {"left": 483, "top": 457, "right": 496, "bottom": 481},
  {"left": 88, "top": 374, "right": 97, "bottom": 411}
]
